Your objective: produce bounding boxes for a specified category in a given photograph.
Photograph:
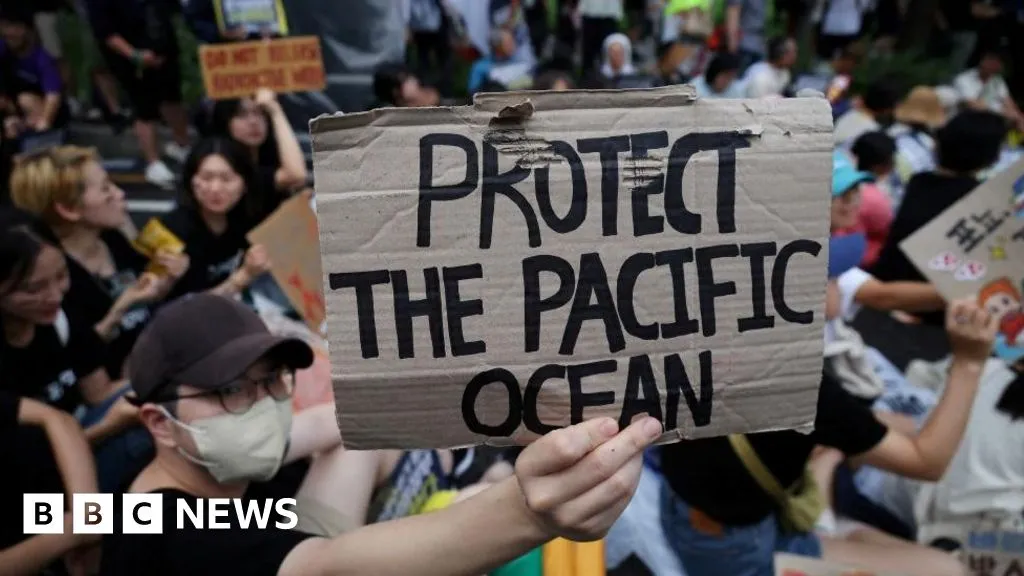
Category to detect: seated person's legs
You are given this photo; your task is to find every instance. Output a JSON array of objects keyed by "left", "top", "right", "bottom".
[{"left": 820, "top": 531, "right": 966, "bottom": 576}]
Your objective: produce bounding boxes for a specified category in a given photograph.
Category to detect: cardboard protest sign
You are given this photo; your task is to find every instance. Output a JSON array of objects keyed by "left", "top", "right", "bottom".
[
  {"left": 774, "top": 553, "right": 904, "bottom": 576},
  {"left": 901, "top": 158, "right": 1024, "bottom": 364},
  {"left": 310, "top": 86, "right": 834, "bottom": 449},
  {"left": 247, "top": 190, "right": 326, "bottom": 332},
  {"left": 214, "top": 0, "right": 289, "bottom": 36},
  {"left": 199, "top": 36, "right": 325, "bottom": 100},
  {"left": 963, "top": 530, "right": 1024, "bottom": 576}
]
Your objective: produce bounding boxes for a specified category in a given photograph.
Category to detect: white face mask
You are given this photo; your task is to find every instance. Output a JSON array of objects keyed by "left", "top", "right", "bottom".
[{"left": 163, "top": 396, "right": 292, "bottom": 484}]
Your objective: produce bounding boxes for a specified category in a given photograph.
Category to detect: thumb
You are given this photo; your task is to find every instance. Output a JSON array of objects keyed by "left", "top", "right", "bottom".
[{"left": 516, "top": 417, "right": 620, "bottom": 479}]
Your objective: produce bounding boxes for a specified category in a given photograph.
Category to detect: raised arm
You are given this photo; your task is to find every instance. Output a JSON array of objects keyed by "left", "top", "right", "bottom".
[
  {"left": 255, "top": 89, "right": 308, "bottom": 192},
  {"left": 278, "top": 416, "right": 663, "bottom": 576},
  {"left": 851, "top": 298, "right": 996, "bottom": 480},
  {"left": 0, "top": 398, "right": 99, "bottom": 576}
]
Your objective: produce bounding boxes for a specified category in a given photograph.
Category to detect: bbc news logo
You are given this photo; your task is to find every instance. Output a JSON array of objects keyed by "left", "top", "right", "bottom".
[{"left": 24, "top": 494, "right": 298, "bottom": 534}]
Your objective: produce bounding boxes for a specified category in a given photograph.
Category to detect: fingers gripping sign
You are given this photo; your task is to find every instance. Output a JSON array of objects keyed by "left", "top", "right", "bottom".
[{"left": 515, "top": 416, "right": 662, "bottom": 542}]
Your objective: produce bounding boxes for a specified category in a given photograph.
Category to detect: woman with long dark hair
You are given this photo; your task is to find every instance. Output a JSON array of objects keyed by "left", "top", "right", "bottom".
[
  {"left": 159, "top": 137, "right": 271, "bottom": 299},
  {"left": 0, "top": 206, "right": 151, "bottom": 491},
  {"left": 206, "top": 89, "right": 307, "bottom": 218}
]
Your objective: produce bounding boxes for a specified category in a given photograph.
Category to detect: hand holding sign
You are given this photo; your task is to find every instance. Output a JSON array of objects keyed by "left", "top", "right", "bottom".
[
  {"left": 946, "top": 297, "right": 998, "bottom": 364},
  {"left": 154, "top": 250, "right": 190, "bottom": 280},
  {"left": 242, "top": 244, "right": 272, "bottom": 279},
  {"left": 515, "top": 416, "right": 661, "bottom": 541}
]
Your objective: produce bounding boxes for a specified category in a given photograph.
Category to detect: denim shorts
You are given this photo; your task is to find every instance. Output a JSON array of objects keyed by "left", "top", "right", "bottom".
[{"left": 659, "top": 480, "right": 823, "bottom": 576}]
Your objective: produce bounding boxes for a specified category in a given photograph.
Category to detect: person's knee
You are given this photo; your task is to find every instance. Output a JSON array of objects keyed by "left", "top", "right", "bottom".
[{"left": 16, "top": 93, "right": 42, "bottom": 116}]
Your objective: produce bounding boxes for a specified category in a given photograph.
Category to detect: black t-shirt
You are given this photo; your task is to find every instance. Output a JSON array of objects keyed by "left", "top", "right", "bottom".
[
  {"left": 660, "top": 372, "right": 888, "bottom": 526},
  {"left": 1, "top": 390, "right": 65, "bottom": 549},
  {"left": 940, "top": 0, "right": 976, "bottom": 31},
  {"left": 0, "top": 316, "right": 106, "bottom": 413},
  {"left": 85, "top": 0, "right": 179, "bottom": 56},
  {"left": 62, "top": 230, "right": 152, "bottom": 378},
  {"left": 870, "top": 171, "right": 979, "bottom": 326},
  {"left": 257, "top": 165, "right": 286, "bottom": 219},
  {"left": 99, "top": 488, "right": 315, "bottom": 576},
  {"left": 160, "top": 207, "right": 254, "bottom": 299}
]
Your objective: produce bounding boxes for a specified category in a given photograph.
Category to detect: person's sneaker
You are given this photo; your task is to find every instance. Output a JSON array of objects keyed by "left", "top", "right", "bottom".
[
  {"left": 145, "top": 161, "right": 176, "bottom": 190},
  {"left": 164, "top": 142, "right": 191, "bottom": 164}
]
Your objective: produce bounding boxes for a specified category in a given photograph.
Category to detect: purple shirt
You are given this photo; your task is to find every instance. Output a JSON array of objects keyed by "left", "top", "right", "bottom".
[{"left": 0, "top": 40, "right": 62, "bottom": 95}]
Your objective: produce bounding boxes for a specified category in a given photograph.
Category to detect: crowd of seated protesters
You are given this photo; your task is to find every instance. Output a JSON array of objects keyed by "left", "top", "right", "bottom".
[{"left": 2, "top": 1, "right": 1023, "bottom": 574}]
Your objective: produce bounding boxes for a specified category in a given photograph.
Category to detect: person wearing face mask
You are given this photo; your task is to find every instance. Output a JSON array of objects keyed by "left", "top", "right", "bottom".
[
  {"left": 10, "top": 146, "right": 190, "bottom": 379},
  {"left": 159, "top": 138, "right": 271, "bottom": 300},
  {"left": 0, "top": 207, "right": 148, "bottom": 491},
  {"left": 99, "top": 293, "right": 665, "bottom": 576},
  {"left": 206, "top": 89, "right": 308, "bottom": 220}
]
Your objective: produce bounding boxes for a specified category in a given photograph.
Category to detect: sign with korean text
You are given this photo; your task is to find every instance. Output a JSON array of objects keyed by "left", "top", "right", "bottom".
[
  {"left": 901, "top": 158, "right": 1024, "bottom": 364},
  {"left": 310, "top": 86, "right": 834, "bottom": 449},
  {"left": 199, "top": 36, "right": 325, "bottom": 100},
  {"left": 963, "top": 530, "right": 1024, "bottom": 576},
  {"left": 247, "top": 190, "right": 326, "bottom": 332}
]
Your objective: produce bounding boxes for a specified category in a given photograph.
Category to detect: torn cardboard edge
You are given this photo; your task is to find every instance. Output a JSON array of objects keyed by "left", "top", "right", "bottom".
[
  {"left": 312, "top": 86, "right": 833, "bottom": 450},
  {"left": 310, "top": 84, "right": 705, "bottom": 134}
]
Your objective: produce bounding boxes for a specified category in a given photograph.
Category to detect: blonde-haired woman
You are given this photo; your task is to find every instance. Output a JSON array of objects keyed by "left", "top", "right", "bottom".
[{"left": 11, "top": 146, "right": 189, "bottom": 379}]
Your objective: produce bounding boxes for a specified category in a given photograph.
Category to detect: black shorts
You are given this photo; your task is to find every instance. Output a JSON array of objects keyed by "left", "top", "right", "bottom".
[{"left": 105, "top": 50, "right": 183, "bottom": 121}]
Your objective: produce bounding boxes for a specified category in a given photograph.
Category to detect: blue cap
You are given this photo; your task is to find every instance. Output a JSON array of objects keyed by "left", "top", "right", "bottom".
[
  {"left": 832, "top": 150, "right": 874, "bottom": 197},
  {"left": 829, "top": 233, "right": 866, "bottom": 278}
]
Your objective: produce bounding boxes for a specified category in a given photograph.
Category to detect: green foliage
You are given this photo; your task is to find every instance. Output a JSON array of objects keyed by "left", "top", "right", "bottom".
[{"left": 848, "top": 48, "right": 955, "bottom": 94}]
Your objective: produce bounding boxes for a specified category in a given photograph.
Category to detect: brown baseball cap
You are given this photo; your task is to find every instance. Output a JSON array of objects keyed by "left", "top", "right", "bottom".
[{"left": 129, "top": 293, "right": 314, "bottom": 403}]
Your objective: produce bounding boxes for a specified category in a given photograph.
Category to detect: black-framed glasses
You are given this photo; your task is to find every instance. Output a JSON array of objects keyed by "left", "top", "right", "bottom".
[{"left": 161, "top": 369, "right": 296, "bottom": 415}]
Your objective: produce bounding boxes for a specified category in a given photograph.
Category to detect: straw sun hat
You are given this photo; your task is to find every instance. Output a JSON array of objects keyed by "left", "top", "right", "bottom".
[{"left": 894, "top": 86, "right": 947, "bottom": 129}]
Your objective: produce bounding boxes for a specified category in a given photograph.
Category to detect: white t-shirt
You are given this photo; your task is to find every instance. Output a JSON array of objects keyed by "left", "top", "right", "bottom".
[
  {"left": 580, "top": 0, "right": 624, "bottom": 18},
  {"left": 868, "top": 359, "right": 1024, "bottom": 529},
  {"left": 742, "top": 62, "right": 790, "bottom": 98},
  {"left": 953, "top": 69, "right": 1010, "bottom": 114},
  {"left": 833, "top": 108, "right": 880, "bottom": 145},
  {"left": 932, "top": 361, "right": 1024, "bottom": 520}
]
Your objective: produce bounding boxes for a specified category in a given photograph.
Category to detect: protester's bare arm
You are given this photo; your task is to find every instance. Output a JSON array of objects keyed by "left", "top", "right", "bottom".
[
  {"left": 284, "top": 403, "right": 341, "bottom": 464},
  {"left": 725, "top": 4, "right": 740, "bottom": 53},
  {"left": 0, "top": 514, "right": 96, "bottom": 576},
  {"left": 873, "top": 411, "right": 917, "bottom": 435},
  {"left": 20, "top": 398, "right": 98, "bottom": 498},
  {"left": 254, "top": 89, "right": 307, "bottom": 191},
  {"left": 38, "top": 94, "right": 62, "bottom": 130},
  {"left": 104, "top": 35, "right": 137, "bottom": 60},
  {"left": 277, "top": 417, "right": 662, "bottom": 576},
  {"left": 853, "top": 278, "right": 945, "bottom": 312},
  {"left": 82, "top": 396, "right": 139, "bottom": 445},
  {"left": 850, "top": 299, "right": 995, "bottom": 481},
  {"left": 77, "top": 369, "right": 123, "bottom": 406}
]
